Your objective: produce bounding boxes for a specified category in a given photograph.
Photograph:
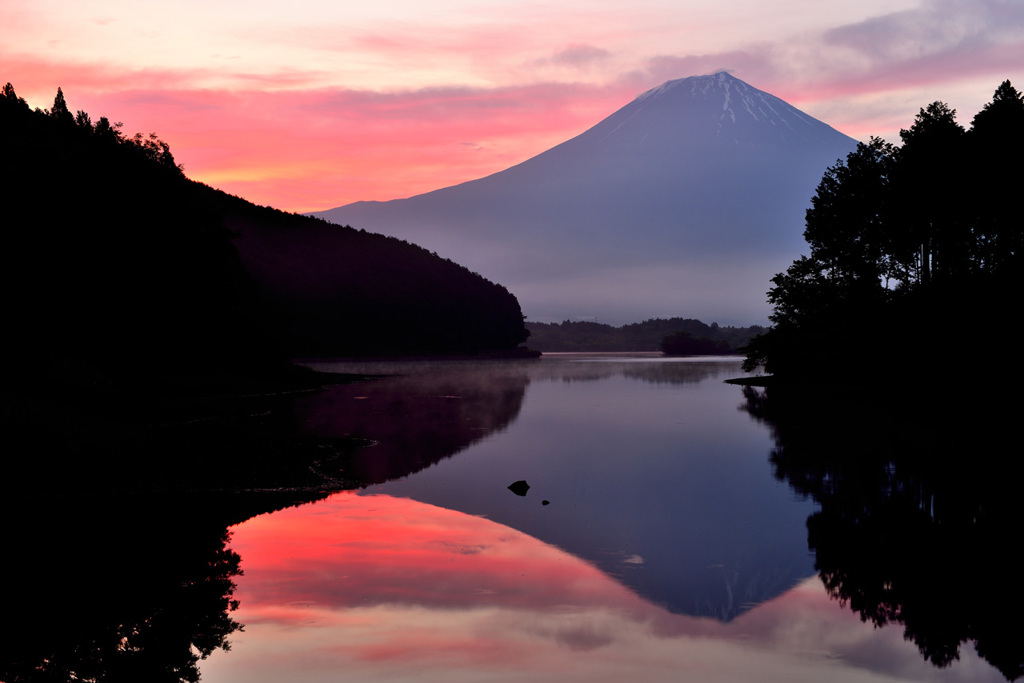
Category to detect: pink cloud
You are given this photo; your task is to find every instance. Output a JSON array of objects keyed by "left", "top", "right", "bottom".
[
  {"left": 1, "top": 54, "right": 326, "bottom": 107},
  {"left": 641, "top": 1, "right": 1024, "bottom": 110},
  {"left": 5, "top": 0, "right": 1021, "bottom": 215},
  {"left": 535, "top": 43, "right": 615, "bottom": 72},
  {"left": 208, "top": 492, "right": 1003, "bottom": 683},
  {"left": 550, "top": 44, "right": 612, "bottom": 66},
  {"left": 44, "top": 80, "right": 632, "bottom": 212},
  {"left": 230, "top": 492, "right": 650, "bottom": 615}
]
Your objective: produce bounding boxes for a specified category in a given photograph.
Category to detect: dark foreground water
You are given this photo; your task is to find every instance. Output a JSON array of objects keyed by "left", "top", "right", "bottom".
[{"left": 195, "top": 354, "right": 1009, "bottom": 683}]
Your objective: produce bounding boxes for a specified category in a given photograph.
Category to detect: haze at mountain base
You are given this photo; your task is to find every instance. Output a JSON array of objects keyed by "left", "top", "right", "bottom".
[{"left": 314, "top": 73, "right": 858, "bottom": 325}]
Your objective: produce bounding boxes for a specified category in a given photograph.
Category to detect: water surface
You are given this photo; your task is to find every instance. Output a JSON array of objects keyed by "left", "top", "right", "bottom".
[{"left": 199, "top": 354, "right": 1005, "bottom": 682}]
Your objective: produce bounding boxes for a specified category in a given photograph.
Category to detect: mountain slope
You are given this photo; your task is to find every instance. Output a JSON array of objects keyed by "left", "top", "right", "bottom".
[
  {"left": 313, "top": 73, "right": 858, "bottom": 324},
  {"left": 0, "top": 82, "right": 530, "bottom": 381},
  {"left": 221, "top": 199, "right": 530, "bottom": 357}
]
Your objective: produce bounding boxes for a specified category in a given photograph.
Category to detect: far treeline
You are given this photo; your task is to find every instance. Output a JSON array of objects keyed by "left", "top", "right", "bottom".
[
  {"left": 744, "top": 80, "right": 1024, "bottom": 383},
  {"left": 1, "top": 83, "right": 530, "bottom": 386},
  {"left": 526, "top": 318, "right": 765, "bottom": 353}
]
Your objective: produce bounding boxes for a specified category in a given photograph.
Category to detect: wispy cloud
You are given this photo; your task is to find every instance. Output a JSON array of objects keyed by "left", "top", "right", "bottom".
[
  {"left": 3, "top": 0, "right": 1021, "bottom": 211},
  {"left": 545, "top": 44, "right": 613, "bottom": 68},
  {"left": 59, "top": 81, "right": 629, "bottom": 210}
]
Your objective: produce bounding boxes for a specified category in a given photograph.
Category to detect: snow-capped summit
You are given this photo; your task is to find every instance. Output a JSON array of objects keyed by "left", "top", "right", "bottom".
[
  {"left": 637, "top": 71, "right": 790, "bottom": 116},
  {"left": 312, "top": 74, "right": 857, "bottom": 324},
  {"left": 575, "top": 71, "right": 846, "bottom": 158},
  {"left": 628, "top": 71, "right": 832, "bottom": 144}
]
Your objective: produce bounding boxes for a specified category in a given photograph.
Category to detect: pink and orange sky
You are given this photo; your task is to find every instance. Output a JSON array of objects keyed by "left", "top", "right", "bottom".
[
  {"left": 201, "top": 491, "right": 1000, "bottom": 682},
  {"left": 4, "top": 0, "right": 1022, "bottom": 212}
]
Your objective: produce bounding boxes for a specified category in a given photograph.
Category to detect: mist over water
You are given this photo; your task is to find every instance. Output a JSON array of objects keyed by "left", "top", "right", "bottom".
[
  {"left": 197, "top": 355, "right": 1007, "bottom": 683},
  {"left": 314, "top": 74, "right": 857, "bottom": 325}
]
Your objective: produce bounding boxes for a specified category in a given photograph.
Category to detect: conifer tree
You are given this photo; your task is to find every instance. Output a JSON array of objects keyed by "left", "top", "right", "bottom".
[
  {"left": 970, "top": 81, "right": 1024, "bottom": 270},
  {"left": 2, "top": 83, "right": 26, "bottom": 107},
  {"left": 893, "top": 102, "right": 967, "bottom": 283},
  {"left": 744, "top": 80, "right": 1024, "bottom": 378},
  {"left": 50, "top": 86, "right": 75, "bottom": 125}
]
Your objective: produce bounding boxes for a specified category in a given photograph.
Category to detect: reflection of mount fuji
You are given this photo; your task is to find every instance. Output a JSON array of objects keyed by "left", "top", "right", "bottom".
[
  {"left": 295, "top": 360, "right": 531, "bottom": 485},
  {"left": 308, "top": 357, "right": 816, "bottom": 622},
  {"left": 313, "top": 73, "right": 857, "bottom": 324}
]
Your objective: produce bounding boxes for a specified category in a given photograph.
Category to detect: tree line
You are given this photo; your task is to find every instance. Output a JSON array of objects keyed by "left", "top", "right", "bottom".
[
  {"left": 1, "top": 82, "right": 531, "bottom": 387},
  {"left": 527, "top": 318, "right": 764, "bottom": 353},
  {"left": 2, "top": 82, "right": 277, "bottom": 380},
  {"left": 743, "top": 80, "right": 1024, "bottom": 380}
]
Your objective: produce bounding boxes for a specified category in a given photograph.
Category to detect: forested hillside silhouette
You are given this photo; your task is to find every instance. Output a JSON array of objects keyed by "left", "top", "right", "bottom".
[
  {"left": 1, "top": 82, "right": 530, "bottom": 386},
  {"left": 743, "top": 80, "right": 1024, "bottom": 382},
  {"left": 2, "top": 84, "right": 276, "bottom": 380},
  {"left": 738, "top": 80, "right": 1024, "bottom": 681},
  {"left": 223, "top": 201, "right": 529, "bottom": 358}
]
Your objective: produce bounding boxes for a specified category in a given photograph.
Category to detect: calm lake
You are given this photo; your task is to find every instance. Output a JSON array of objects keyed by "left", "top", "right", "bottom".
[{"left": 196, "top": 354, "right": 1008, "bottom": 683}]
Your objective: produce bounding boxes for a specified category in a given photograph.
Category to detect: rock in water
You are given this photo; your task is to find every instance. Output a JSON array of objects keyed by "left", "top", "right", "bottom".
[{"left": 508, "top": 480, "right": 530, "bottom": 496}]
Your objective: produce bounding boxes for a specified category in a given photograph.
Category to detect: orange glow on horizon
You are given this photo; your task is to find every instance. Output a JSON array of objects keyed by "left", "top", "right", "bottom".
[
  {"left": 4, "top": 0, "right": 1019, "bottom": 212},
  {"left": 198, "top": 491, "right": 1001, "bottom": 683}
]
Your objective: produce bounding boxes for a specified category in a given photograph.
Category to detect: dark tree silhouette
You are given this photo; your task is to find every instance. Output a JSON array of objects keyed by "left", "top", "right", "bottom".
[
  {"left": 660, "top": 331, "right": 731, "bottom": 355},
  {"left": 49, "top": 86, "right": 75, "bottom": 125},
  {"left": 526, "top": 318, "right": 762, "bottom": 352},
  {"left": 969, "top": 81, "right": 1024, "bottom": 271},
  {"left": 739, "top": 80, "right": 1024, "bottom": 678},
  {"left": 0, "top": 500, "right": 245, "bottom": 683},
  {"left": 3, "top": 82, "right": 28, "bottom": 108},
  {"left": 1, "top": 82, "right": 532, "bottom": 387},
  {"left": 802, "top": 137, "right": 895, "bottom": 288},
  {"left": 743, "top": 81, "right": 1024, "bottom": 380},
  {"left": 892, "top": 101, "right": 968, "bottom": 284}
]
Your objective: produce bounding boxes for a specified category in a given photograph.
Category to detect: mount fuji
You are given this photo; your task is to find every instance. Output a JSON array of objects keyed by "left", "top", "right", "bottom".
[{"left": 312, "top": 72, "right": 858, "bottom": 324}]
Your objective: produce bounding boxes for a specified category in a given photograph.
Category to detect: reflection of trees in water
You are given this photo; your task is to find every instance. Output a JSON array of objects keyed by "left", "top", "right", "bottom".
[
  {"left": 3, "top": 377, "right": 373, "bottom": 497},
  {"left": 1, "top": 498, "right": 244, "bottom": 683},
  {"left": 1, "top": 360, "right": 542, "bottom": 681},
  {"left": 522, "top": 355, "right": 741, "bottom": 385},
  {"left": 742, "top": 383, "right": 1024, "bottom": 681},
  {"left": 300, "top": 357, "right": 745, "bottom": 486},
  {"left": 622, "top": 360, "right": 738, "bottom": 386},
  {"left": 548, "top": 360, "right": 736, "bottom": 386},
  {"left": 310, "top": 355, "right": 744, "bottom": 387},
  {"left": 296, "top": 364, "right": 531, "bottom": 485}
]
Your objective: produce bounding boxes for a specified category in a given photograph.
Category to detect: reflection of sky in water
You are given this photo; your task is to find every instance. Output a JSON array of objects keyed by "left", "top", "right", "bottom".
[
  {"left": 202, "top": 493, "right": 1000, "bottom": 683},
  {"left": 361, "top": 357, "right": 812, "bottom": 619},
  {"left": 201, "top": 356, "right": 1005, "bottom": 682}
]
